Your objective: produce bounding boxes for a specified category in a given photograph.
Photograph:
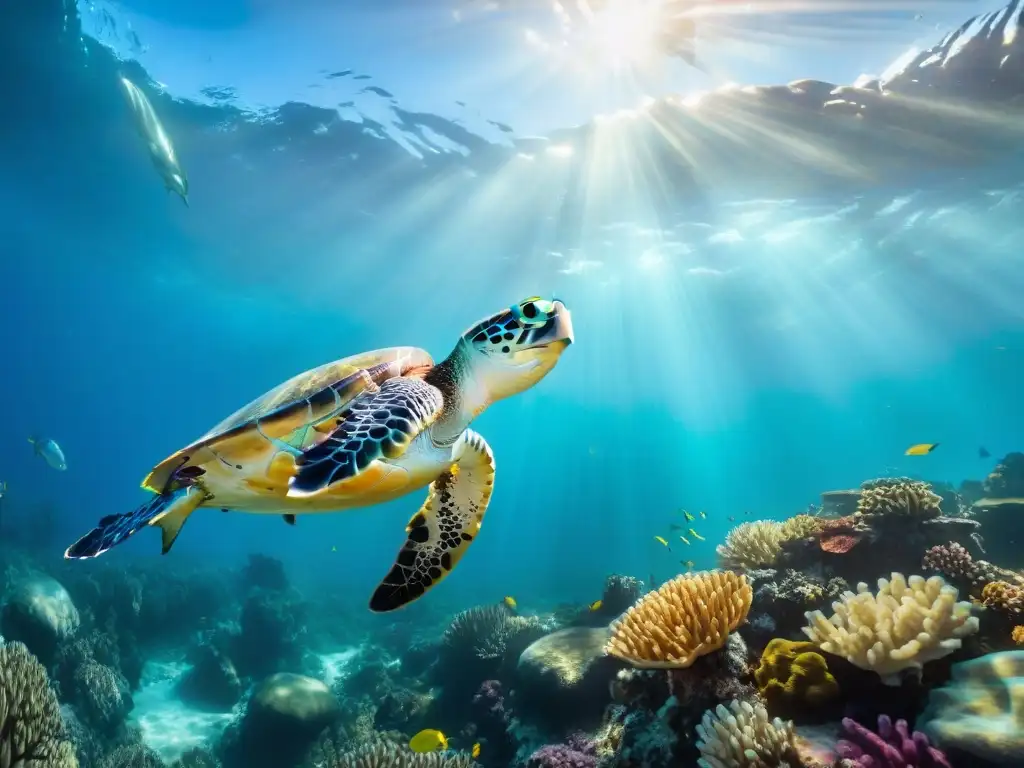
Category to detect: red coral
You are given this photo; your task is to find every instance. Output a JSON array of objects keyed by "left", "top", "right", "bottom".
[{"left": 818, "top": 516, "right": 865, "bottom": 553}]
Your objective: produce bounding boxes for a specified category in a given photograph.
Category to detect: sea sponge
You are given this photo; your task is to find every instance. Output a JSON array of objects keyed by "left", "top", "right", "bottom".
[
  {"left": 327, "top": 740, "right": 477, "bottom": 767},
  {"left": 779, "top": 514, "right": 822, "bottom": 542},
  {"left": 717, "top": 521, "right": 785, "bottom": 570},
  {"left": 802, "top": 573, "right": 978, "bottom": 685},
  {"left": 856, "top": 478, "right": 942, "bottom": 520},
  {"left": 695, "top": 699, "right": 801, "bottom": 768},
  {"left": 918, "top": 650, "right": 1024, "bottom": 764},
  {"left": 981, "top": 580, "right": 1024, "bottom": 615},
  {"left": 0, "top": 641, "right": 78, "bottom": 767},
  {"left": 605, "top": 570, "right": 752, "bottom": 669},
  {"left": 754, "top": 638, "right": 838, "bottom": 715}
]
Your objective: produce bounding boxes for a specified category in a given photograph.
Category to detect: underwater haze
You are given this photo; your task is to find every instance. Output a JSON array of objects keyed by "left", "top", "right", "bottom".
[{"left": 3, "top": 0, "right": 1024, "bottom": 766}]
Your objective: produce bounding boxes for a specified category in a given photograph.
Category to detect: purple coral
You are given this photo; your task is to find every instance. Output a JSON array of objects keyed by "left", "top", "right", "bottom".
[
  {"left": 472, "top": 679, "right": 508, "bottom": 721},
  {"left": 528, "top": 733, "right": 597, "bottom": 768},
  {"left": 836, "top": 715, "right": 952, "bottom": 768}
]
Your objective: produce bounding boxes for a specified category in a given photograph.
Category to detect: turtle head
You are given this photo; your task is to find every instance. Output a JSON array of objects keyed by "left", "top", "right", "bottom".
[{"left": 458, "top": 297, "right": 574, "bottom": 404}]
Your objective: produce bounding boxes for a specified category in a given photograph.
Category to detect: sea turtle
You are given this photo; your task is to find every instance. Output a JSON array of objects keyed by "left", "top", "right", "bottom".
[{"left": 65, "top": 297, "right": 574, "bottom": 612}]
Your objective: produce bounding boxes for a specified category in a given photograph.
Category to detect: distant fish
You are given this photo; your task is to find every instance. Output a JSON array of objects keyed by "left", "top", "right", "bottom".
[
  {"left": 688, "top": 528, "right": 705, "bottom": 542},
  {"left": 119, "top": 76, "right": 189, "bottom": 206},
  {"left": 472, "top": 743, "right": 481, "bottom": 759},
  {"left": 0, "top": 480, "right": 6, "bottom": 501},
  {"left": 409, "top": 729, "right": 448, "bottom": 753},
  {"left": 28, "top": 436, "right": 66, "bottom": 471},
  {"left": 905, "top": 443, "right": 939, "bottom": 456},
  {"left": 727, "top": 515, "right": 735, "bottom": 522},
  {"left": 588, "top": 599, "right": 603, "bottom": 612},
  {"left": 699, "top": 510, "right": 707, "bottom": 519},
  {"left": 682, "top": 560, "right": 695, "bottom": 569},
  {"left": 654, "top": 535, "right": 671, "bottom": 550},
  {"left": 679, "top": 535, "right": 691, "bottom": 546},
  {"left": 979, "top": 446, "right": 991, "bottom": 458},
  {"left": 682, "top": 510, "right": 696, "bottom": 522},
  {"left": 503, "top": 595, "right": 517, "bottom": 611}
]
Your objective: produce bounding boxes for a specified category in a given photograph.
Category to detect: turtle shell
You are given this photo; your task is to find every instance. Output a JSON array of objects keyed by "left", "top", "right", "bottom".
[{"left": 142, "top": 346, "right": 434, "bottom": 494}]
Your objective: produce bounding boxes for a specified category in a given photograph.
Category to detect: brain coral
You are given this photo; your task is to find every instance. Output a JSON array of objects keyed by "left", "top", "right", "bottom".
[
  {"left": 919, "top": 650, "right": 1024, "bottom": 765},
  {"left": 754, "top": 638, "right": 838, "bottom": 716},
  {"left": 802, "top": 573, "right": 978, "bottom": 685},
  {"left": 0, "top": 641, "right": 78, "bottom": 767},
  {"left": 605, "top": 570, "right": 751, "bottom": 669},
  {"left": 856, "top": 478, "right": 942, "bottom": 520}
]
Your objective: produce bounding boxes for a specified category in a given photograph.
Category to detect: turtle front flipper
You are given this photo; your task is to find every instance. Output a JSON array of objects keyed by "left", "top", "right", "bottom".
[
  {"left": 369, "top": 430, "right": 495, "bottom": 613},
  {"left": 65, "top": 486, "right": 206, "bottom": 559},
  {"left": 288, "top": 376, "right": 444, "bottom": 498}
]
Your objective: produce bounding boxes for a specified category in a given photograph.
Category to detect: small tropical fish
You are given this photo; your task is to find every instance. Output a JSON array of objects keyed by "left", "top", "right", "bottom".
[
  {"left": 588, "top": 599, "right": 603, "bottom": 612},
  {"left": 679, "top": 535, "right": 691, "bottom": 546},
  {"left": 682, "top": 510, "right": 696, "bottom": 522},
  {"left": 654, "top": 535, "right": 670, "bottom": 548},
  {"left": 727, "top": 515, "right": 736, "bottom": 522},
  {"left": 743, "top": 510, "right": 751, "bottom": 515},
  {"left": 28, "top": 437, "right": 67, "bottom": 471},
  {"left": 688, "top": 528, "right": 705, "bottom": 542},
  {"left": 472, "top": 743, "right": 481, "bottom": 759},
  {"left": 409, "top": 729, "right": 448, "bottom": 753},
  {"left": 699, "top": 510, "right": 707, "bottom": 519},
  {"left": 503, "top": 596, "right": 517, "bottom": 610},
  {"left": 979, "top": 446, "right": 991, "bottom": 458},
  {"left": 905, "top": 443, "right": 939, "bottom": 456},
  {"left": 682, "top": 560, "right": 695, "bottom": 569}
]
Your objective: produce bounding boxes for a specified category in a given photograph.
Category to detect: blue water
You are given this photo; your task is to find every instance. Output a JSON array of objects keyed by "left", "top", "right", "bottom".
[{"left": 2, "top": 0, "right": 1023, "bottom": 614}]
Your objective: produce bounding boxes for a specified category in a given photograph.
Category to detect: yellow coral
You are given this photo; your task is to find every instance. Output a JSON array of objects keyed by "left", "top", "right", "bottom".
[
  {"left": 982, "top": 581, "right": 1024, "bottom": 615},
  {"left": 803, "top": 573, "right": 978, "bottom": 685},
  {"left": 716, "top": 521, "right": 785, "bottom": 570},
  {"left": 779, "top": 514, "right": 823, "bottom": 542},
  {"left": 605, "top": 571, "right": 752, "bottom": 669},
  {"left": 856, "top": 479, "right": 942, "bottom": 519},
  {"left": 754, "top": 639, "right": 838, "bottom": 716},
  {"left": 1012, "top": 626, "right": 1024, "bottom": 645}
]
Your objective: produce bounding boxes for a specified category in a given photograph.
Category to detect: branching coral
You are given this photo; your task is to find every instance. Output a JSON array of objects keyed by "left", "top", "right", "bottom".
[
  {"left": 856, "top": 478, "right": 942, "bottom": 520},
  {"left": 605, "top": 571, "right": 752, "bottom": 669},
  {"left": 921, "top": 542, "right": 1024, "bottom": 594},
  {"left": 836, "top": 715, "right": 952, "bottom": 768},
  {"left": 754, "top": 639, "right": 838, "bottom": 715},
  {"left": 442, "top": 605, "right": 545, "bottom": 660},
  {"left": 324, "top": 740, "right": 477, "bottom": 767},
  {"left": 779, "top": 514, "right": 822, "bottom": 542},
  {"left": 717, "top": 522, "right": 785, "bottom": 570},
  {"left": 802, "top": 573, "right": 978, "bottom": 685},
  {"left": 0, "top": 641, "right": 78, "bottom": 767},
  {"left": 695, "top": 699, "right": 801, "bottom": 768}
]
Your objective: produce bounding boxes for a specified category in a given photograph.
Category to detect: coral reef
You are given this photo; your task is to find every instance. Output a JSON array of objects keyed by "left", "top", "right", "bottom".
[
  {"left": 606, "top": 571, "right": 752, "bottom": 669},
  {"left": 803, "top": 573, "right": 978, "bottom": 685},
  {"left": 0, "top": 640, "right": 78, "bottom": 767},
  {"left": 918, "top": 650, "right": 1024, "bottom": 765},
  {"left": 754, "top": 639, "right": 839, "bottom": 718},
  {"left": 981, "top": 453, "right": 1024, "bottom": 499},
  {"left": 694, "top": 699, "right": 801, "bottom": 768},
  {"left": 717, "top": 522, "right": 785, "bottom": 570},
  {"left": 0, "top": 573, "right": 80, "bottom": 665},
  {"left": 316, "top": 739, "right": 478, "bottom": 767},
  {"left": 856, "top": 478, "right": 943, "bottom": 522},
  {"left": 836, "top": 714, "right": 952, "bottom": 768},
  {"left": 820, "top": 490, "right": 861, "bottom": 518},
  {"left": 981, "top": 581, "right": 1024, "bottom": 615},
  {"left": 921, "top": 542, "right": 1024, "bottom": 597},
  {"left": 527, "top": 733, "right": 598, "bottom": 768}
]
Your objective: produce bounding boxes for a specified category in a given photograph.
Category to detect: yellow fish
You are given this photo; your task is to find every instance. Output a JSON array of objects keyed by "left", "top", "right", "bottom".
[
  {"left": 588, "top": 599, "right": 603, "bottom": 612},
  {"left": 683, "top": 560, "right": 695, "bottom": 569},
  {"left": 472, "top": 743, "right": 481, "bottom": 759},
  {"left": 503, "top": 596, "right": 517, "bottom": 610},
  {"left": 682, "top": 510, "right": 695, "bottom": 522},
  {"left": 410, "top": 729, "right": 448, "bottom": 753},
  {"left": 688, "top": 528, "right": 705, "bottom": 541},
  {"left": 905, "top": 443, "right": 939, "bottom": 456},
  {"left": 699, "top": 510, "right": 707, "bottom": 519},
  {"left": 679, "top": 535, "right": 691, "bottom": 546},
  {"left": 654, "top": 535, "right": 670, "bottom": 548}
]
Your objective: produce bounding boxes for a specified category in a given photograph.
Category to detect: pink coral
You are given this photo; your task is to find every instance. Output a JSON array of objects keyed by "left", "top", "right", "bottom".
[{"left": 836, "top": 715, "right": 951, "bottom": 768}]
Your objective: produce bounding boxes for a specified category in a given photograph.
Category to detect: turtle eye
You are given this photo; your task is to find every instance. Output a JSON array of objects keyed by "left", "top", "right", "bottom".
[{"left": 512, "top": 298, "right": 554, "bottom": 326}]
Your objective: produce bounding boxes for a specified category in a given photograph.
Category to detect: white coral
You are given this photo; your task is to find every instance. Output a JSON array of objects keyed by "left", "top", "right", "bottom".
[
  {"left": 696, "top": 699, "right": 798, "bottom": 768},
  {"left": 716, "top": 521, "right": 785, "bottom": 570},
  {"left": 802, "top": 572, "right": 979, "bottom": 685}
]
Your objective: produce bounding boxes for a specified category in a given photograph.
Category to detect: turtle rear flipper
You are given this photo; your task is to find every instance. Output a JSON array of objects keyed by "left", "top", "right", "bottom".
[
  {"left": 369, "top": 430, "right": 495, "bottom": 613},
  {"left": 64, "top": 487, "right": 205, "bottom": 559}
]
